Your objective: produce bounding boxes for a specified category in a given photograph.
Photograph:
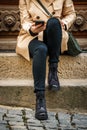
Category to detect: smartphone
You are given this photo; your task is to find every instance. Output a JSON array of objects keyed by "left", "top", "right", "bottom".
[{"left": 35, "top": 20, "right": 45, "bottom": 26}]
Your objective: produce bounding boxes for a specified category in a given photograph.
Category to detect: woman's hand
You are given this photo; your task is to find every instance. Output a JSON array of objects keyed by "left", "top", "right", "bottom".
[
  {"left": 30, "top": 22, "right": 46, "bottom": 34},
  {"left": 60, "top": 21, "right": 67, "bottom": 30}
]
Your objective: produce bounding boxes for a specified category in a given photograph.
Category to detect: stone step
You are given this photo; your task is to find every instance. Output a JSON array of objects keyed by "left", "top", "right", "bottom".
[
  {"left": 0, "top": 79, "right": 87, "bottom": 110},
  {"left": 0, "top": 53, "right": 87, "bottom": 79}
]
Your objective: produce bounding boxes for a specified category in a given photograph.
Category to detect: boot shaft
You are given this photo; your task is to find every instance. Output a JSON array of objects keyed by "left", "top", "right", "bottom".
[
  {"left": 48, "top": 63, "right": 60, "bottom": 91},
  {"left": 36, "top": 91, "right": 45, "bottom": 99},
  {"left": 49, "top": 63, "right": 58, "bottom": 81},
  {"left": 49, "top": 63, "right": 58, "bottom": 70}
]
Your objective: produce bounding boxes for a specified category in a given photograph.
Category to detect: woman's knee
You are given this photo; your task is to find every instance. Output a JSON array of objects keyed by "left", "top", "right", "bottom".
[
  {"left": 36, "top": 44, "right": 48, "bottom": 56},
  {"left": 47, "top": 17, "right": 61, "bottom": 27}
]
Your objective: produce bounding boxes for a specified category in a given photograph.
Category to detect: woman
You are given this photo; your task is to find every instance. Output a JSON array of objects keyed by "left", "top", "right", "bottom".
[{"left": 16, "top": 0, "right": 76, "bottom": 120}]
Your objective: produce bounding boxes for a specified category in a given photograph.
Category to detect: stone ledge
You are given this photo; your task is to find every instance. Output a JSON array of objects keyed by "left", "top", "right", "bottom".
[
  {"left": 0, "top": 79, "right": 87, "bottom": 87},
  {"left": 0, "top": 53, "right": 87, "bottom": 79},
  {"left": 0, "top": 79, "right": 87, "bottom": 110}
]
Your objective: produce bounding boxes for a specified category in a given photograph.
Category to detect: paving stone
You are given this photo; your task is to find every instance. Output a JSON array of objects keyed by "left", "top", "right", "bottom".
[
  {"left": 73, "top": 114, "right": 87, "bottom": 120},
  {"left": 41, "top": 112, "right": 58, "bottom": 130},
  {"left": 0, "top": 125, "right": 9, "bottom": 130},
  {"left": 72, "top": 119, "right": 87, "bottom": 124},
  {"left": 78, "top": 128, "right": 87, "bottom": 130},
  {"left": 0, "top": 106, "right": 87, "bottom": 130},
  {"left": 8, "top": 109, "right": 22, "bottom": 116},
  {"left": 76, "top": 125, "right": 87, "bottom": 129},
  {"left": 9, "top": 121, "right": 24, "bottom": 126},
  {"left": 41, "top": 120, "right": 58, "bottom": 130},
  {"left": 58, "top": 112, "right": 71, "bottom": 125},
  {"left": 0, "top": 120, "right": 7, "bottom": 125},
  {"left": 44, "top": 128, "right": 58, "bottom": 130},
  {"left": 28, "top": 126, "right": 44, "bottom": 130},
  {"left": 27, "top": 118, "right": 43, "bottom": 127},
  {"left": 0, "top": 107, "right": 7, "bottom": 114},
  {"left": 60, "top": 128, "right": 77, "bottom": 130},
  {"left": 4, "top": 114, "right": 23, "bottom": 122},
  {"left": 44, "top": 123, "right": 58, "bottom": 129},
  {"left": 11, "top": 125, "right": 27, "bottom": 130},
  {"left": 59, "top": 124, "right": 76, "bottom": 130},
  {"left": 24, "top": 109, "right": 34, "bottom": 119},
  {"left": 0, "top": 113, "right": 3, "bottom": 120},
  {"left": 71, "top": 119, "right": 87, "bottom": 128}
]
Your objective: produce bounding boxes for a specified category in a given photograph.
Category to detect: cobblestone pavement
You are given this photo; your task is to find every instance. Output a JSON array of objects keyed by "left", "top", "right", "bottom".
[{"left": 0, "top": 105, "right": 87, "bottom": 130}]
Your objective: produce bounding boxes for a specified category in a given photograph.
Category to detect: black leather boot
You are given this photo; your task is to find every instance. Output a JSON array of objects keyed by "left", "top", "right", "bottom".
[
  {"left": 48, "top": 63, "right": 60, "bottom": 91},
  {"left": 35, "top": 91, "right": 48, "bottom": 120}
]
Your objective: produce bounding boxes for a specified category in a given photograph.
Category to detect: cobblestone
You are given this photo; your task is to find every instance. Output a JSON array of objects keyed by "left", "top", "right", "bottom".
[{"left": 0, "top": 105, "right": 87, "bottom": 130}]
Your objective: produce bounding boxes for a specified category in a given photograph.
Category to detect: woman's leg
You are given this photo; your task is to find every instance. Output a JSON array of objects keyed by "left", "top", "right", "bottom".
[
  {"left": 43, "top": 17, "right": 62, "bottom": 91},
  {"left": 29, "top": 38, "right": 48, "bottom": 120},
  {"left": 29, "top": 38, "right": 48, "bottom": 92}
]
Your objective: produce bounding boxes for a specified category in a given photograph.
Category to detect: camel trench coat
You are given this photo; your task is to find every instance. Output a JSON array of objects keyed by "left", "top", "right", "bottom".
[{"left": 16, "top": 0, "right": 76, "bottom": 61}]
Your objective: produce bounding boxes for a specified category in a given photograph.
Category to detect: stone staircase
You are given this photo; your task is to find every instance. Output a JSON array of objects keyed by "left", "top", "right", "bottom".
[{"left": 0, "top": 53, "right": 87, "bottom": 111}]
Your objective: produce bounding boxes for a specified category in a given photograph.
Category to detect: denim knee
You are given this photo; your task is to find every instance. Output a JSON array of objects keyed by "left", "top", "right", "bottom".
[
  {"left": 47, "top": 17, "right": 61, "bottom": 28},
  {"left": 35, "top": 44, "right": 48, "bottom": 57}
]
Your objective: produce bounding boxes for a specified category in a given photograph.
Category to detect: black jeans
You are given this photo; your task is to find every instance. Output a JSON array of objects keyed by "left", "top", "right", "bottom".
[{"left": 29, "top": 17, "right": 62, "bottom": 92}]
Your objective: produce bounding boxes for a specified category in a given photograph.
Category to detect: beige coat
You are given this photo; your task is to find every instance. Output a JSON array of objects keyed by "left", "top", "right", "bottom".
[{"left": 16, "top": 0, "right": 76, "bottom": 61}]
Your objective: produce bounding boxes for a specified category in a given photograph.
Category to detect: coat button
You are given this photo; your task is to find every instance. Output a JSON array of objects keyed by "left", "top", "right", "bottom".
[
  {"left": 36, "top": 16, "right": 40, "bottom": 19},
  {"left": 52, "top": 11, "right": 55, "bottom": 15}
]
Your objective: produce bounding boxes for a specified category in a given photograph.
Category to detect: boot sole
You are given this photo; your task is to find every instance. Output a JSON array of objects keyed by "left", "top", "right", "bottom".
[
  {"left": 48, "top": 85, "right": 60, "bottom": 91},
  {"left": 35, "top": 113, "right": 48, "bottom": 120}
]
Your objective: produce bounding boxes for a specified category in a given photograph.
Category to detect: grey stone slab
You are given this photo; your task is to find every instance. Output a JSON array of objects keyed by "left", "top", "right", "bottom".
[
  {"left": 11, "top": 125, "right": 27, "bottom": 130},
  {"left": 76, "top": 125, "right": 87, "bottom": 129},
  {"left": 48, "top": 112, "right": 57, "bottom": 120},
  {"left": 9, "top": 121, "right": 24, "bottom": 126},
  {"left": 0, "top": 108, "right": 7, "bottom": 114},
  {"left": 73, "top": 114, "right": 87, "bottom": 120},
  {"left": 24, "top": 109, "right": 34, "bottom": 119},
  {"left": 72, "top": 119, "right": 87, "bottom": 127},
  {"left": 41, "top": 119, "right": 58, "bottom": 124},
  {"left": 0, "top": 113, "right": 3, "bottom": 120},
  {"left": 24, "top": 108, "right": 33, "bottom": 114},
  {"left": 58, "top": 112, "right": 71, "bottom": 125},
  {"left": 0, "top": 125, "right": 9, "bottom": 130},
  {"left": 45, "top": 128, "right": 58, "bottom": 130},
  {"left": 58, "top": 125, "right": 77, "bottom": 130},
  {"left": 45, "top": 124, "right": 58, "bottom": 130},
  {"left": 4, "top": 115, "right": 23, "bottom": 122},
  {"left": 78, "top": 128, "right": 87, "bottom": 130},
  {"left": 27, "top": 118, "right": 41, "bottom": 123},
  {"left": 8, "top": 109, "right": 22, "bottom": 116},
  {"left": 28, "top": 126, "right": 44, "bottom": 130},
  {"left": 27, "top": 118, "right": 43, "bottom": 127},
  {"left": 61, "top": 128, "right": 77, "bottom": 130},
  {"left": 41, "top": 121, "right": 58, "bottom": 129},
  {"left": 41, "top": 119, "right": 58, "bottom": 129},
  {"left": 0, "top": 120, "right": 7, "bottom": 125}
]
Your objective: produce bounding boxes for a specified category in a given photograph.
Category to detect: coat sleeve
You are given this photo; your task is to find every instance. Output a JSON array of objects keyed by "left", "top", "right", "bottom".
[
  {"left": 61, "top": 0, "right": 76, "bottom": 30},
  {"left": 19, "top": 0, "right": 33, "bottom": 33}
]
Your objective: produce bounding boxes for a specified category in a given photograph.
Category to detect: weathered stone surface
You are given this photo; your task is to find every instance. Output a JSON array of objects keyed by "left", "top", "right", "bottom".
[
  {"left": 0, "top": 107, "right": 7, "bottom": 113},
  {"left": 11, "top": 125, "right": 27, "bottom": 130},
  {"left": 9, "top": 121, "right": 24, "bottom": 126},
  {"left": 0, "top": 120, "right": 7, "bottom": 125},
  {"left": 24, "top": 108, "right": 34, "bottom": 119},
  {"left": 28, "top": 126, "right": 44, "bottom": 130},
  {"left": 0, "top": 105, "right": 87, "bottom": 130},
  {"left": 8, "top": 109, "right": 22, "bottom": 116},
  {"left": 0, "top": 125, "right": 9, "bottom": 130},
  {"left": 0, "top": 79, "right": 87, "bottom": 110},
  {"left": 0, "top": 53, "right": 87, "bottom": 79},
  {"left": 4, "top": 114, "right": 23, "bottom": 122},
  {"left": 58, "top": 112, "right": 71, "bottom": 125}
]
